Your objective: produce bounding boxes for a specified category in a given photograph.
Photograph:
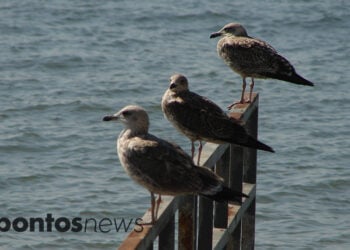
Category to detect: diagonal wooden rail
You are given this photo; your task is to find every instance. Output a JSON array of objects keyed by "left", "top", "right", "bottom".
[{"left": 119, "top": 93, "right": 260, "bottom": 250}]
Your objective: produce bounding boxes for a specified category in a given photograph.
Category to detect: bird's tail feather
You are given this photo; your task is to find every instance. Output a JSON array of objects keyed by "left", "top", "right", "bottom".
[
  {"left": 196, "top": 167, "right": 248, "bottom": 204},
  {"left": 266, "top": 72, "right": 314, "bottom": 86},
  {"left": 238, "top": 136, "right": 275, "bottom": 153},
  {"left": 251, "top": 137, "right": 274, "bottom": 153}
]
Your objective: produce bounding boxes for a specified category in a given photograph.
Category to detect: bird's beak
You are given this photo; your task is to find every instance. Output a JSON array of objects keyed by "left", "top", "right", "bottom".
[
  {"left": 103, "top": 113, "right": 119, "bottom": 121},
  {"left": 169, "top": 82, "right": 176, "bottom": 89},
  {"left": 210, "top": 32, "right": 222, "bottom": 39}
]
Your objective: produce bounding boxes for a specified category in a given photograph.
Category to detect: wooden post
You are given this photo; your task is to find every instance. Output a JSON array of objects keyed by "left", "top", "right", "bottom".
[
  {"left": 178, "top": 195, "right": 196, "bottom": 250},
  {"left": 197, "top": 143, "right": 227, "bottom": 250},
  {"left": 242, "top": 102, "right": 258, "bottom": 250},
  {"left": 243, "top": 102, "right": 258, "bottom": 184},
  {"left": 214, "top": 149, "right": 229, "bottom": 228},
  {"left": 159, "top": 215, "right": 175, "bottom": 250},
  {"left": 197, "top": 197, "right": 213, "bottom": 250},
  {"left": 227, "top": 144, "right": 243, "bottom": 249}
]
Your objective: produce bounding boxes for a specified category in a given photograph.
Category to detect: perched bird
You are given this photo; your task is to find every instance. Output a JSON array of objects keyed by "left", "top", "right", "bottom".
[
  {"left": 161, "top": 74, "right": 274, "bottom": 165},
  {"left": 103, "top": 105, "right": 248, "bottom": 224},
  {"left": 210, "top": 22, "right": 314, "bottom": 108}
]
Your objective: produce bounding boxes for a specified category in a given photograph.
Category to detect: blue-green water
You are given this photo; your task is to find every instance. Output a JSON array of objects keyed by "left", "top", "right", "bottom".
[{"left": 1, "top": 0, "right": 349, "bottom": 249}]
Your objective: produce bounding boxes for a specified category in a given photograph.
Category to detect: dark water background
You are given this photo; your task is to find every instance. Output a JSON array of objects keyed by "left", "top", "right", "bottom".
[{"left": 1, "top": 0, "right": 349, "bottom": 249}]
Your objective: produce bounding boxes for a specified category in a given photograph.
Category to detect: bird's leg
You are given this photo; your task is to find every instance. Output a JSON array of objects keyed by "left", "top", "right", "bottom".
[
  {"left": 248, "top": 78, "right": 254, "bottom": 103},
  {"left": 140, "top": 192, "right": 156, "bottom": 225},
  {"left": 191, "top": 141, "right": 195, "bottom": 159},
  {"left": 240, "top": 77, "right": 247, "bottom": 103},
  {"left": 197, "top": 141, "right": 203, "bottom": 165},
  {"left": 227, "top": 77, "right": 247, "bottom": 110},
  {"left": 155, "top": 194, "right": 162, "bottom": 220},
  {"left": 150, "top": 192, "right": 156, "bottom": 224}
]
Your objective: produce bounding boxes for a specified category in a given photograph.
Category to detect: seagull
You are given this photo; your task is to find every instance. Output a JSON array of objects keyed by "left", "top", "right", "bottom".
[
  {"left": 210, "top": 22, "right": 314, "bottom": 109},
  {"left": 103, "top": 105, "right": 248, "bottom": 224},
  {"left": 162, "top": 74, "right": 274, "bottom": 165}
]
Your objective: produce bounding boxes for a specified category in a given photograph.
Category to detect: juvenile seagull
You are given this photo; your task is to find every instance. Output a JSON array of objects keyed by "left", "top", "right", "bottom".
[
  {"left": 210, "top": 22, "right": 314, "bottom": 108},
  {"left": 162, "top": 74, "right": 274, "bottom": 165},
  {"left": 103, "top": 105, "right": 247, "bottom": 224}
]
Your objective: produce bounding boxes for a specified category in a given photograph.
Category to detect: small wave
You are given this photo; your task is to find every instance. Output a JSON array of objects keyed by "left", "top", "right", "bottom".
[
  {"left": 39, "top": 55, "right": 84, "bottom": 70},
  {"left": 3, "top": 100, "right": 86, "bottom": 113},
  {"left": 72, "top": 101, "right": 112, "bottom": 112},
  {"left": 0, "top": 144, "right": 42, "bottom": 153},
  {"left": 6, "top": 174, "right": 54, "bottom": 184}
]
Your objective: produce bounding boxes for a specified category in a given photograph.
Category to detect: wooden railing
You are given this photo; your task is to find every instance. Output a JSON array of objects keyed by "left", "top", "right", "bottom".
[{"left": 119, "top": 93, "right": 260, "bottom": 250}]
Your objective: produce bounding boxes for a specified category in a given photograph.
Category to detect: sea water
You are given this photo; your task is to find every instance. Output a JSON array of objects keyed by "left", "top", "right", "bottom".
[{"left": 1, "top": 0, "right": 349, "bottom": 249}]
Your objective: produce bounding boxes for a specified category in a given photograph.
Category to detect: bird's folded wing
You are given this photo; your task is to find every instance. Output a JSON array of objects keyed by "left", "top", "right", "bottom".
[
  {"left": 166, "top": 98, "right": 248, "bottom": 143},
  {"left": 126, "top": 135, "right": 204, "bottom": 192},
  {"left": 221, "top": 37, "right": 294, "bottom": 76}
]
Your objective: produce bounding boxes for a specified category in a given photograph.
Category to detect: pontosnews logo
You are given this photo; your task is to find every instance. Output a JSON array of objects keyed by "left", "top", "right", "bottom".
[{"left": 0, "top": 214, "right": 144, "bottom": 233}]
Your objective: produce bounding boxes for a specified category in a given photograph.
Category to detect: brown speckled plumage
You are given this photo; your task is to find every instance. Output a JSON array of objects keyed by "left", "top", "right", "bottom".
[
  {"left": 210, "top": 23, "right": 314, "bottom": 106},
  {"left": 103, "top": 105, "right": 247, "bottom": 224},
  {"left": 161, "top": 74, "right": 274, "bottom": 164}
]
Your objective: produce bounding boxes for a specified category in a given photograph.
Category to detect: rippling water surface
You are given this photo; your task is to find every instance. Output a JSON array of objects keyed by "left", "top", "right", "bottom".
[{"left": 1, "top": 0, "right": 349, "bottom": 249}]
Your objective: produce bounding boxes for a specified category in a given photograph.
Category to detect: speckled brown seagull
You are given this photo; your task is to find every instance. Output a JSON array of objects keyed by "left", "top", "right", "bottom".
[
  {"left": 162, "top": 74, "right": 274, "bottom": 165},
  {"left": 210, "top": 22, "right": 314, "bottom": 109},
  {"left": 103, "top": 105, "right": 248, "bottom": 224}
]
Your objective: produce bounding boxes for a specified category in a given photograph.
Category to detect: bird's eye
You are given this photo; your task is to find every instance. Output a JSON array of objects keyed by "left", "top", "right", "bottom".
[{"left": 122, "top": 110, "right": 131, "bottom": 116}]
